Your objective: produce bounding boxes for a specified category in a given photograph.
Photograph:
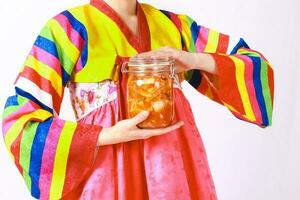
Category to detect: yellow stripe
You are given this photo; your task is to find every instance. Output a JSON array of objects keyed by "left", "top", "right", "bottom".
[
  {"left": 146, "top": 6, "right": 182, "bottom": 51},
  {"left": 24, "top": 56, "right": 62, "bottom": 96},
  {"left": 20, "top": 122, "right": 39, "bottom": 191},
  {"left": 223, "top": 102, "right": 239, "bottom": 113},
  {"left": 4, "top": 109, "right": 52, "bottom": 159},
  {"left": 46, "top": 19, "right": 80, "bottom": 63},
  {"left": 204, "top": 29, "right": 219, "bottom": 53},
  {"left": 69, "top": 6, "right": 137, "bottom": 82},
  {"left": 224, "top": 102, "right": 254, "bottom": 121},
  {"left": 49, "top": 122, "right": 77, "bottom": 200},
  {"left": 179, "top": 16, "right": 193, "bottom": 51},
  {"left": 205, "top": 86, "right": 213, "bottom": 99},
  {"left": 230, "top": 56, "right": 256, "bottom": 122}
]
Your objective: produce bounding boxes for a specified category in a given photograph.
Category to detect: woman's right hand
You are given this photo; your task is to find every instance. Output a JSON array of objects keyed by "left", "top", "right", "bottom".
[{"left": 97, "top": 111, "right": 184, "bottom": 146}]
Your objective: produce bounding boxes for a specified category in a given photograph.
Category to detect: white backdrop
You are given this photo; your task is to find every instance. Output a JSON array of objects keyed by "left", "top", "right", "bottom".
[{"left": 0, "top": 0, "right": 299, "bottom": 199}]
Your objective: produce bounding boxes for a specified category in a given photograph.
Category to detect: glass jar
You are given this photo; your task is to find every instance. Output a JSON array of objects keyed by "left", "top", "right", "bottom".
[{"left": 121, "top": 57, "right": 179, "bottom": 129}]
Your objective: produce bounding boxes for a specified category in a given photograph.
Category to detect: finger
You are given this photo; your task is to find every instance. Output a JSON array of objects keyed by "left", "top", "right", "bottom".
[
  {"left": 127, "top": 111, "right": 149, "bottom": 126},
  {"left": 137, "top": 48, "right": 176, "bottom": 58},
  {"left": 140, "top": 52, "right": 175, "bottom": 61},
  {"left": 141, "top": 121, "right": 184, "bottom": 138},
  {"left": 137, "top": 51, "right": 162, "bottom": 58}
]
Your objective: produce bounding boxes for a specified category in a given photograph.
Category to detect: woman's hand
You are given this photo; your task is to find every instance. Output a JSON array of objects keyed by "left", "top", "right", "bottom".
[
  {"left": 137, "top": 46, "right": 217, "bottom": 74},
  {"left": 97, "top": 111, "right": 184, "bottom": 146}
]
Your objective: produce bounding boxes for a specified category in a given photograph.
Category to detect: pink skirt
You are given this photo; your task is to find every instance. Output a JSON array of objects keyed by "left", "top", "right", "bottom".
[{"left": 63, "top": 85, "right": 217, "bottom": 200}]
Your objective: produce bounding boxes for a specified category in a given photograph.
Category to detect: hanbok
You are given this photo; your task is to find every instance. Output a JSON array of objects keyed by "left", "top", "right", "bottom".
[{"left": 2, "top": 0, "right": 274, "bottom": 199}]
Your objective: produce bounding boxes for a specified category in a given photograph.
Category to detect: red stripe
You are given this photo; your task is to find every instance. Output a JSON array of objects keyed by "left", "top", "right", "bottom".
[
  {"left": 169, "top": 12, "right": 182, "bottom": 32},
  {"left": 30, "top": 46, "right": 62, "bottom": 77},
  {"left": 239, "top": 48, "right": 269, "bottom": 61},
  {"left": 207, "top": 84, "right": 223, "bottom": 105},
  {"left": 3, "top": 101, "right": 41, "bottom": 136},
  {"left": 201, "top": 72, "right": 223, "bottom": 104},
  {"left": 6, "top": 111, "right": 50, "bottom": 176},
  {"left": 236, "top": 54, "right": 262, "bottom": 123},
  {"left": 54, "top": 14, "right": 85, "bottom": 51},
  {"left": 210, "top": 54, "right": 245, "bottom": 114},
  {"left": 39, "top": 118, "right": 64, "bottom": 199},
  {"left": 14, "top": 73, "right": 21, "bottom": 85},
  {"left": 137, "top": 3, "right": 151, "bottom": 52},
  {"left": 231, "top": 110, "right": 265, "bottom": 127},
  {"left": 196, "top": 76, "right": 209, "bottom": 95},
  {"left": 267, "top": 65, "right": 274, "bottom": 106},
  {"left": 216, "top": 33, "right": 229, "bottom": 53},
  {"left": 62, "top": 123, "right": 101, "bottom": 196},
  {"left": 11, "top": 132, "right": 24, "bottom": 174},
  {"left": 20, "top": 67, "right": 62, "bottom": 113}
]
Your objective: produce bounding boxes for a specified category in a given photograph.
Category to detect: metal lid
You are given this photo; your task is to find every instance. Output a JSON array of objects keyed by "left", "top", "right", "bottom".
[
  {"left": 122, "top": 57, "right": 175, "bottom": 73},
  {"left": 128, "top": 57, "right": 175, "bottom": 66}
]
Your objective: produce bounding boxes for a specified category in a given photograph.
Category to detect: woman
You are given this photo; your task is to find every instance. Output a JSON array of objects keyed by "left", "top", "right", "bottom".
[{"left": 2, "top": 0, "right": 274, "bottom": 199}]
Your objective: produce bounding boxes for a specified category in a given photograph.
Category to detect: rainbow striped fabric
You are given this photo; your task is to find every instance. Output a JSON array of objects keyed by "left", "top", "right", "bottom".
[
  {"left": 2, "top": 1, "right": 274, "bottom": 199},
  {"left": 2, "top": 10, "right": 101, "bottom": 199},
  {"left": 161, "top": 11, "right": 274, "bottom": 127}
]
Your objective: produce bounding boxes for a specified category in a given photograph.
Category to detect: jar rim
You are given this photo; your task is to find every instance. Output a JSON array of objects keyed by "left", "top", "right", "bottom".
[{"left": 128, "top": 56, "right": 175, "bottom": 66}]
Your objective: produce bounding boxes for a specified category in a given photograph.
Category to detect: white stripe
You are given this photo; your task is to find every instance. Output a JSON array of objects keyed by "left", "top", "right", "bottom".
[
  {"left": 15, "top": 77, "right": 54, "bottom": 111},
  {"left": 227, "top": 36, "right": 242, "bottom": 54}
]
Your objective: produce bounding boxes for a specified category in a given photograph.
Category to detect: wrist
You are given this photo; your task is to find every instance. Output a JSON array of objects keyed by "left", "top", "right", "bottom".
[
  {"left": 189, "top": 53, "right": 201, "bottom": 70},
  {"left": 97, "top": 127, "right": 109, "bottom": 146},
  {"left": 192, "top": 53, "right": 217, "bottom": 74}
]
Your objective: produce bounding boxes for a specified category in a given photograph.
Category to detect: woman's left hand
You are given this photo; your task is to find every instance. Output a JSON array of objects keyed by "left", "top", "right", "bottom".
[
  {"left": 136, "top": 46, "right": 217, "bottom": 74},
  {"left": 136, "top": 46, "right": 197, "bottom": 73}
]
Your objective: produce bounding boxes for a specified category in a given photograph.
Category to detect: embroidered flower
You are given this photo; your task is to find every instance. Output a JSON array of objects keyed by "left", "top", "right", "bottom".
[
  {"left": 108, "top": 84, "right": 117, "bottom": 94},
  {"left": 87, "top": 90, "right": 95, "bottom": 104},
  {"left": 69, "top": 80, "right": 118, "bottom": 120}
]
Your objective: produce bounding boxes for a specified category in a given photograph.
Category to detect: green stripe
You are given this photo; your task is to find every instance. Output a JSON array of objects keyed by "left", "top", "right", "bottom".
[
  {"left": 181, "top": 16, "right": 197, "bottom": 81},
  {"left": 238, "top": 50, "right": 260, "bottom": 58},
  {"left": 39, "top": 26, "right": 74, "bottom": 75},
  {"left": 2, "top": 97, "right": 29, "bottom": 119},
  {"left": 260, "top": 58, "right": 273, "bottom": 125},
  {"left": 18, "top": 95, "right": 30, "bottom": 105},
  {"left": 239, "top": 50, "right": 273, "bottom": 125},
  {"left": 3, "top": 106, "right": 19, "bottom": 120},
  {"left": 19, "top": 122, "right": 39, "bottom": 191},
  {"left": 185, "top": 16, "right": 197, "bottom": 52},
  {"left": 184, "top": 70, "right": 194, "bottom": 82}
]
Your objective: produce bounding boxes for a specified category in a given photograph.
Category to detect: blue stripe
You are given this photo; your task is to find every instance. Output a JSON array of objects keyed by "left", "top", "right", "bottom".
[
  {"left": 160, "top": 10, "right": 171, "bottom": 18},
  {"left": 4, "top": 95, "right": 19, "bottom": 109},
  {"left": 250, "top": 56, "right": 269, "bottom": 126},
  {"left": 29, "top": 118, "right": 53, "bottom": 198},
  {"left": 188, "top": 69, "right": 202, "bottom": 89},
  {"left": 230, "top": 38, "right": 250, "bottom": 55},
  {"left": 62, "top": 67, "right": 70, "bottom": 87},
  {"left": 15, "top": 87, "right": 53, "bottom": 114},
  {"left": 181, "top": 36, "right": 185, "bottom": 49},
  {"left": 34, "top": 33, "right": 70, "bottom": 86},
  {"left": 34, "top": 36, "right": 59, "bottom": 59},
  {"left": 61, "top": 10, "right": 88, "bottom": 67},
  {"left": 80, "top": 44, "right": 88, "bottom": 68},
  {"left": 191, "top": 21, "right": 200, "bottom": 44}
]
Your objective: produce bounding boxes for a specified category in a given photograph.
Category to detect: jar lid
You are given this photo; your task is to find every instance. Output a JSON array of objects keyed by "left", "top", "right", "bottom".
[{"left": 128, "top": 57, "right": 175, "bottom": 67}]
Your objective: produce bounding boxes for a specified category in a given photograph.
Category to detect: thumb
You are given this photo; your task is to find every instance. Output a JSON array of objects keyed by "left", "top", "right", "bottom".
[{"left": 128, "top": 111, "right": 149, "bottom": 126}]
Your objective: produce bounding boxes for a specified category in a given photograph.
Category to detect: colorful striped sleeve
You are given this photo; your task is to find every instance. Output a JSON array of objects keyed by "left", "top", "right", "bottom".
[
  {"left": 2, "top": 11, "right": 102, "bottom": 199},
  {"left": 162, "top": 11, "right": 274, "bottom": 127}
]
